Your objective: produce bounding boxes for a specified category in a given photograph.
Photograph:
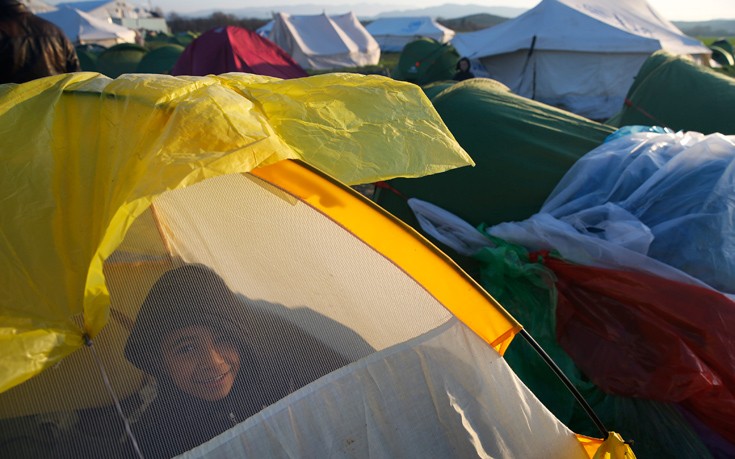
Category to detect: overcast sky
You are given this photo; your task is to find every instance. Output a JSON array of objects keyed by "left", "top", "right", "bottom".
[{"left": 130, "top": 0, "right": 735, "bottom": 21}]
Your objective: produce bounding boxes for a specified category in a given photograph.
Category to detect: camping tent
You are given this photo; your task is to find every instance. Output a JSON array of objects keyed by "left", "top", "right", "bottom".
[
  {"left": 135, "top": 44, "right": 184, "bottom": 74},
  {"left": 451, "top": 0, "right": 710, "bottom": 120},
  {"left": 366, "top": 16, "right": 455, "bottom": 52},
  {"left": 374, "top": 78, "right": 615, "bottom": 277},
  {"left": 170, "top": 26, "right": 307, "bottom": 79},
  {"left": 392, "top": 38, "right": 459, "bottom": 86},
  {"left": 38, "top": 8, "right": 136, "bottom": 47},
  {"left": 95, "top": 43, "right": 147, "bottom": 78},
  {"left": 0, "top": 72, "right": 633, "bottom": 458},
  {"left": 268, "top": 12, "right": 380, "bottom": 70},
  {"left": 607, "top": 51, "right": 735, "bottom": 134}
]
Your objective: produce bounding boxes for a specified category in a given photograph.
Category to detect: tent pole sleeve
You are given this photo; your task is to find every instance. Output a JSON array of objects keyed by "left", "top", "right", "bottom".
[{"left": 518, "top": 328, "right": 609, "bottom": 439}]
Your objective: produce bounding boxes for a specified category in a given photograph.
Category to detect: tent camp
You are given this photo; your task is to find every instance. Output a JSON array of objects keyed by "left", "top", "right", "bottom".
[
  {"left": 0, "top": 73, "right": 632, "bottom": 458},
  {"left": 38, "top": 8, "right": 136, "bottom": 47},
  {"left": 365, "top": 16, "right": 455, "bottom": 52},
  {"left": 451, "top": 0, "right": 710, "bottom": 120},
  {"left": 268, "top": 12, "right": 380, "bottom": 70},
  {"left": 170, "top": 26, "right": 307, "bottom": 79},
  {"left": 608, "top": 51, "right": 735, "bottom": 134}
]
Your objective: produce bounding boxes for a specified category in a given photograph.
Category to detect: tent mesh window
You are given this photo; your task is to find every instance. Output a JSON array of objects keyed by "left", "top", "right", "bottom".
[{"left": 0, "top": 170, "right": 589, "bottom": 459}]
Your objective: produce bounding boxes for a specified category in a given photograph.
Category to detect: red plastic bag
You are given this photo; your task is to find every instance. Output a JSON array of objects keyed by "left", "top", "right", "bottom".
[{"left": 545, "top": 257, "right": 735, "bottom": 444}]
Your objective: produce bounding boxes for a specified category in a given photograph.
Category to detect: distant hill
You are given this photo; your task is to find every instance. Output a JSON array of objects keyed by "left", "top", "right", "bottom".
[
  {"left": 438, "top": 13, "right": 508, "bottom": 32},
  {"left": 183, "top": 3, "right": 525, "bottom": 21},
  {"left": 674, "top": 20, "right": 735, "bottom": 37}
]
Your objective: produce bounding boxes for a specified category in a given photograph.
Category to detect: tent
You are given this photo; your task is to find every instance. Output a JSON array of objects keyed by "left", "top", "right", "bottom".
[
  {"left": 96, "top": 43, "right": 147, "bottom": 78},
  {"left": 374, "top": 78, "right": 615, "bottom": 276},
  {"left": 392, "top": 38, "right": 459, "bottom": 86},
  {"left": 0, "top": 72, "right": 632, "bottom": 458},
  {"left": 170, "top": 26, "right": 307, "bottom": 79},
  {"left": 268, "top": 12, "right": 380, "bottom": 70},
  {"left": 366, "top": 16, "right": 455, "bottom": 52},
  {"left": 451, "top": 0, "right": 711, "bottom": 120},
  {"left": 135, "top": 44, "right": 184, "bottom": 74},
  {"left": 38, "top": 8, "right": 136, "bottom": 47},
  {"left": 607, "top": 51, "right": 735, "bottom": 134}
]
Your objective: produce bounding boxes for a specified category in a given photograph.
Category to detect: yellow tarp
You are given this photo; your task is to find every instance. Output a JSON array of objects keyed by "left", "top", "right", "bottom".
[{"left": 0, "top": 72, "right": 473, "bottom": 393}]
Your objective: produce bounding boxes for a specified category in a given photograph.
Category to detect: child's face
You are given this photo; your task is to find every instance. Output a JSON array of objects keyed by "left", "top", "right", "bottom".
[{"left": 161, "top": 325, "right": 241, "bottom": 401}]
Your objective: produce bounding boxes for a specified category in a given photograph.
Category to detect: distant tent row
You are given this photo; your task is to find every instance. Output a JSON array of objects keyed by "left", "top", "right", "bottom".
[{"left": 451, "top": 0, "right": 711, "bottom": 120}]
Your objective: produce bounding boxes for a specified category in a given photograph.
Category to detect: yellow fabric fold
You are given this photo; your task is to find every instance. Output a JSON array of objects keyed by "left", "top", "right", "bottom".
[{"left": 0, "top": 72, "right": 472, "bottom": 393}]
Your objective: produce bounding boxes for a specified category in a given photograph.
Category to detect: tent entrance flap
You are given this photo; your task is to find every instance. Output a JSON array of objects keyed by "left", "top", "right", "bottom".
[{"left": 0, "top": 162, "right": 602, "bottom": 458}]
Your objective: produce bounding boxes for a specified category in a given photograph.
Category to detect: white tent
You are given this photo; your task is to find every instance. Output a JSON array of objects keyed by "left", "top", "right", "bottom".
[
  {"left": 451, "top": 0, "right": 710, "bottom": 120},
  {"left": 39, "top": 8, "right": 137, "bottom": 47},
  {"left": 269, "top": 12, "right": 380, "bottom": 70},
  {"left": 366, "top": 16, "right": 455, "bottom": 52}
]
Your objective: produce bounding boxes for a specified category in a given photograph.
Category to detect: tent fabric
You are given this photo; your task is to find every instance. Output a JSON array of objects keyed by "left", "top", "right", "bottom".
[
  {"left": 135, "top": 44, "right": 184, "bottom": 74},
  {"left": 38, "top": 8, "right": 136, "bottom": 47},
  {"left": 373, "top": 78, "right": 614, "bottom": 276},
  {"left": 392, "top": 38, "right": 459, "bottom": 86},
  {"left": 450, "top": 0, "right": 710, "bottom": 120},
  {"left": 0, "top": 159, "right": 609, "bottom": 458},
  {"left": 95, "top": 43, "right": 147, "bottom": 78},
  {"left": 365, "top": 16, "right": 455, "bottom": 52},
  {"left": 170, "top": 26, "right": 307, "bottom": 79},
  {"left": 0, "top": 69, "right": 634, "bottom": 456},
  {"left": 0, "top": 71, "right": 472, "bottom": 394},
  {"left": 268, "top": 12, "right": 380, "bottom": 70},
  {"left": 607, "top": 51, "right": 735, "bottom": 134}
]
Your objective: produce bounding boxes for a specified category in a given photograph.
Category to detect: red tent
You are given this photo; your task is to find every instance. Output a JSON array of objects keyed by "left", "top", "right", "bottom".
[{"left": 171, "top": 26, "right": 308, "bottom": 79}]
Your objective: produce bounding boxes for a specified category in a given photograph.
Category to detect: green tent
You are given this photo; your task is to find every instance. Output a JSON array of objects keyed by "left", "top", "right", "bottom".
[
  {"left": 392, "top": 38, "right": 459, "bottom": 86},
  {"left": 75, "top": 49, "right": 98, "bottom": 72},
  {"left": 96, "top": 43, "right": 148, "bottom": 78},
  {"left": 607, "top": 51, "right": 735, "bottom": 134},
  {"left": 135, "top": 44, "right": 184, "bottom": 74},
  {"left": 374, "top": 78, "right": 614, "bottom": 275}
]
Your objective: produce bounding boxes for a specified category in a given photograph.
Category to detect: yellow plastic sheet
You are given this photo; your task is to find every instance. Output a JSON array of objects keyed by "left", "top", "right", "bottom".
[{"left": 0, "top": 72, "right": 472, "bottom": 393}]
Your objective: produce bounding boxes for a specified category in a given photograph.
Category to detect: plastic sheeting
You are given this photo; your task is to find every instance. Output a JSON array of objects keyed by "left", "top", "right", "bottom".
[{"left": 0, "top": 72, "right": 472, "bottom": 394}]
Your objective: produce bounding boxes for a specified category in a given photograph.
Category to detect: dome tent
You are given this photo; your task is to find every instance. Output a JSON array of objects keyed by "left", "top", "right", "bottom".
[
  {"left": 0, "top": 73, "right": 631, "bottom": 458},
  {"left": 170, "top": 26, "right": 307, "bottom": 79},
  {"left": 393, "top": 38, "right": 459, "bottom": 86}
]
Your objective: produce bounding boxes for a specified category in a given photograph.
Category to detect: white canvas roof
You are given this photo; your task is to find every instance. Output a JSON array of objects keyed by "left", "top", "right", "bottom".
[
  {"left": 450, "top": 0, "right": 710, "bottom": 120},
  {"left": 269, "top": 12, "right": 380, "bottom": 70},
  {"left": 366, "top": 16, "right": 455, "bottom": 52},
  {"left": 39, "top": 8, "right": 137, "bottom": 46}
]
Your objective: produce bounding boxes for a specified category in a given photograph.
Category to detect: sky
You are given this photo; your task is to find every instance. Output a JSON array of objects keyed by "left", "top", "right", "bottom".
[{"left": 129, "top": 0, "right": 735, "bottom": 22}]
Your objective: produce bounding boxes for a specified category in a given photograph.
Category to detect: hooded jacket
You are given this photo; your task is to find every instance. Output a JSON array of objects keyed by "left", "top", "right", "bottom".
[
  {"left": 0, "top": 0, "right": 81, "bottom": 84},
  {"left": 125, "top": 264, "right": 350, "bottom": 458}
]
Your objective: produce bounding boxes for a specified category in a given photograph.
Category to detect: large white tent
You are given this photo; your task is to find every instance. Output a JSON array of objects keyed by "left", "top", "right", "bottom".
[
  {"left": 39, "top": 8, "right": 137, "bottom": 47},
  {"left": 366, "top": 16, "right": 455, "bottom": 52},
  {"left": 269, "top": 12, "right": 380, "bottom": 70},
  {"left": 451, "top": 0, "right": 710, "bottom": 120}
]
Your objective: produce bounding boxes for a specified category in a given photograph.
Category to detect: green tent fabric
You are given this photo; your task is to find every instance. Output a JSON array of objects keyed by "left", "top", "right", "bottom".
[
  {"left": 392, "top": 38, "right": 459, "bottom": 86},
  {"left": 374, "top": 78, "right": 614, "bottom": 276},
  {"left": 607, "top": 51, "right": 735, "bottom": 134},
  {"left": 96, "top": 44, "right": 148, "bottom": 78},
  {"left": 135, "top": 44, "right": 184, "bottom": 74},
  {"left": 75, "top": 49, "right": 98, "bottom": 72},
  {"left": 473, "top": 238, "right": 714, "bottom": 459}
]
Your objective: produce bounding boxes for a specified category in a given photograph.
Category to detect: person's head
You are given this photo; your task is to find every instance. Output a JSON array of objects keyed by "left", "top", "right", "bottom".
[
  {"left": 125, "top": 264, "right": 251, "bottom": 401},
  {"left": 457, "top": 57, "right": 470, "bottom": 72}
]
